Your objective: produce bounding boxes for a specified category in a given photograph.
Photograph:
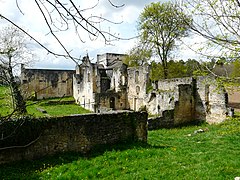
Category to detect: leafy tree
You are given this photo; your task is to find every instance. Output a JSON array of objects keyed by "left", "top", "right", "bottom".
[
  {"left": 138, "top": 2, "right": 192, "bottom": 79},
  {"left": 167, "top": 60, "right": 187, "bottom": 78},
  {"left": 185, "top": 59, "right": 201, "bottom": 76},
  {"left": 231, "top": 59, "right": 240, "bottom": 78},
  {"left": 124, "top": 43, "right": 152, "bottom": 67},
  {"left": 150, "top": 59, "right": 206, "bottom": 80},
  {"left": 150, "top": 61, "right": 164, "bottom": 81},
  {"left": 0, "top": 26, "right": 33, "bottom": 115}
]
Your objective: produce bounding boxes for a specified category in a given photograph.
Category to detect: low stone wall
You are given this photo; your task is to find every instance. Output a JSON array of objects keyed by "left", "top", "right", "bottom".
[
  {"left": 148, "top": 110, "right": 174, "bottom": 130},
  {"left": 0, "top": 111, "right": 147, "bottom": 164}
]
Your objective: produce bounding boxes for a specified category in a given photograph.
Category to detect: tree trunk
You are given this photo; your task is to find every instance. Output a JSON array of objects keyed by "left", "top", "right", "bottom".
[
  {"left": 8, "top": 66, "right": 27, "bottom": 115},
  {"left": 162, "top": 56, "right": 168, "bottom": 79},
  {"left": 162, "top": 62, "right": 168, "bottom": 79}
]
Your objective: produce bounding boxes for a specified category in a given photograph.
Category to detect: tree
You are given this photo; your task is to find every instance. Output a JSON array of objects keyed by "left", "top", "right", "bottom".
[
  {"left": 0, "top": 25, "right": 33, "bottom": 115},
  {"left": 185, "top": 59, "right": 202, "bottom": 76},
  {"left": 182, "top": 0, "right": 240, "bottom": 60},
  {"left": 150, "top": 61, "right": 164, "bottom": 81},
  {"left": 124, "top": 43, "right": 152, "bottom": 67},
  {"left": 231, "top": 59, "right": 240, "bottom": 78},
  {"left": 138, "top": 2, "right": 192, "bottom": 79}
]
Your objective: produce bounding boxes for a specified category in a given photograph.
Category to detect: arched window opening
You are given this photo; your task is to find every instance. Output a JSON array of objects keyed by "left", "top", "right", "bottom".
[
  {"left": 136, "top": 86, "right": 140, "bottom": 95},
  {"left": 135, "top": 71, "right": 139, "bottom": 83}
]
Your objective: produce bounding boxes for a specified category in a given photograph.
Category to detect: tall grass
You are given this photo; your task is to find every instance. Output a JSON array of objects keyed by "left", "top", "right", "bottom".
[{"left": 0, "top": 116, "right": 239, "bottom": 179}]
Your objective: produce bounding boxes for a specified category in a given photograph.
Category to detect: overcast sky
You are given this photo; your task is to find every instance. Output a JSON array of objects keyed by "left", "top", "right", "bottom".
[{"left": 0, "top": 0, "right": 199, "bottom": 70}]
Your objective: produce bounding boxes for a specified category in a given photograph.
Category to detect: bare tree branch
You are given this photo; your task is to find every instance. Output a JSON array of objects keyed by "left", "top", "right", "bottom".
[
  {"left": 35, "top": 0, "right": 78, "bottom": 64},
  {"left": 1, "top": 1, "right": 132, "bottom": 65}
]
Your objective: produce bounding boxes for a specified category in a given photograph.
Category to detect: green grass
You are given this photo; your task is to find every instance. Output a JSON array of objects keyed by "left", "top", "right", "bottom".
[
  {"left": 0, "top": 117, "right": 240, "bottom": 179},
  {"left": 26, "top": 97, "right": 91, "bottom": 117},
  {"left": 0, "top": 86, "right": 13, "bottom": 116},
  {"left": 0, "top": 86, "right": 90, "bottom": 117}
]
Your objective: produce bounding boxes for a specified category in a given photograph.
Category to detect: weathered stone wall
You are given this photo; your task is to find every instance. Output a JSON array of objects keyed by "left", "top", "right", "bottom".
[
  {"left": 21, "top": 65, "right": 74, "bottom": 99},
  {"left": 156, "top": 77, "right": 192, "bottom": 90},
  {"left": 0, "top": 111, "right": 148, "bottom": 164},
  {"left": 174, "top": 84, "right": 195, "bottom": 125},
  {"left": 97, "top": 53, "right": 126, "bottom": 68},
  {"left": 147, "top": 84, "right": 195, "bottom": 129},
  {"left": 96, "top": 91, "right": 128, "bottom": 112},
  {"left": 73, "top": 57, "right": 97, "bottom": 112},
  {"left": 147, "top": 77, "right": 228, "bottom": 129},
  {"left": 146, "top": 77, "right": 193, "bottom": 116},
  {"left": 128, "top": 65, "right": 149, "bottom": 111},
  {"left": 73, "top": 54, "right": 129, "bottom": 113},
  {"left": 195, "top": 77, "right": 227, "bottom": 124},
  {"left": 227, "top": 86, "right": 240, "bottom": 111}
]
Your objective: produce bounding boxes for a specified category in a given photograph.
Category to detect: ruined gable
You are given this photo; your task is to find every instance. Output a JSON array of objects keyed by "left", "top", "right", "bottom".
[{"left": 73, "top": 53, "right": 129, "bottom": 112}]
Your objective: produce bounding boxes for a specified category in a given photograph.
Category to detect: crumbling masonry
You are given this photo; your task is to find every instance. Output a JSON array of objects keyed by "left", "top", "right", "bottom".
[
  {"left": 21, "top": 53, "right": 228, "bottom": 125},
  {"left": 73, "top": 53, "right": 228, "bottom": 125}
]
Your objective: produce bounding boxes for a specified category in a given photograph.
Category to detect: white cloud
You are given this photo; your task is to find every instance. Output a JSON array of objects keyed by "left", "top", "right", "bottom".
[{"left": 1, "top": 0, "right": 200, "bottom": 70}]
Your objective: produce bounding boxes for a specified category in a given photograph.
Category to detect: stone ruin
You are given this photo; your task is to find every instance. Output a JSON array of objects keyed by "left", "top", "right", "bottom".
[
  {"left": 73, "top": 53, "right": 228, "bottom": 126},
  {"left": 147, "top": 77, "right": 228, "bottom": 129},
  {"left": 21, "top": 64, "right": 74, "bottom": 100},
  {"left": 21, "top": 53, "right": 229, "bottom": 126}
]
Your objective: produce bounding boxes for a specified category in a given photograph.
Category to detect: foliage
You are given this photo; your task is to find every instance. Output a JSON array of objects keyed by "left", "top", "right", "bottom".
[
  {"left": 150, "top": 59, "right": 204, "bottom": 80},
  {"left": 150, "top": 61, "right": 164, "bottom": 81},
  {"left": 124, "top": 43, "right": 152, "bottom": 67},
  {"left": 1, "top": 117, "right": 240, "bottom": 179},
  {"left": 167, "top": 60, "right": 187, "bottom": 79},
  {"left": 138, "top": 2, "right": 192, "bottom": 78},
  {"left": 231, "top": 59, "right": 240, "bottom": 78}
]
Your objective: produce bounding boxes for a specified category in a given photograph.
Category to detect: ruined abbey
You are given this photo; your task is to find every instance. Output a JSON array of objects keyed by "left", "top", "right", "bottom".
[{"left": 21, "top": 53, "right": 229, "bottom": 125}]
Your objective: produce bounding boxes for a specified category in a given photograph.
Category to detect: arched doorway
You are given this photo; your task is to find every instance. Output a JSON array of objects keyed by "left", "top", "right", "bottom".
[{"left": 110, "top": 97, "right": 115, "bottom": 110}]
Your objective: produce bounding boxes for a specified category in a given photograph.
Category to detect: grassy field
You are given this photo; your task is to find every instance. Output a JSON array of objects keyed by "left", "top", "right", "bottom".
[
  {"left": 0, "top": 116, "right": 239, "bottom": 179},
  {"left": 0, "top": 86, "right": 90, "bottom": 117},
  {"left": 26, "top": 97, "right": 90, "bottom": 117},
  {"left": 0, "top": 86, "right": 13, "bottom": 116}
]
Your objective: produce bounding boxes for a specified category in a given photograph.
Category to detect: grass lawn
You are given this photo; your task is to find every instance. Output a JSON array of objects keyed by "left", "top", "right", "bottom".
[
  {"left": 26, "top": 97, "right": 91, "bottom": 117},
  {"left": 0, "top": 86, "right": 13, "bottom": 116},
  {"left": 0, "top": 86, "right": 90, "bottom": 117},
  {"left": 0, "top": 116, "right": 239, "bottom": 179}
]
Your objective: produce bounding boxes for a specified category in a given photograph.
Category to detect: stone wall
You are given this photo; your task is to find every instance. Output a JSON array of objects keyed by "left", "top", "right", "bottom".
[
  {"left": 21, "top": 65, "right": 75, "bottom": 99},
  {"left": 147, "top": 77, "right": 228, "bottom": 129},
  {"left": 146, "top": 77, "right": 193, "bottom": 117},
  {"left": 73, "top": 54, "right": 129, "bottom": 113},
  {"left": 128, "top": 65, "right": 149, "bottom": 111},
  {"left": 0, "top": 111, "right": 147, "bottom": 164},
  {"left": 195, "top": 77, "right": 227, "bottom": 124},
  {"left": 147, "top": 84, "right": 195, "bottom": 130},
  {"left": 73, "top": 57, "right": 97, "bottom": 112},
  {"left": 227, "top": 86, "right": 240, "bottom": 111},
  {"left": 97, "top": 53, "right": 126, "bottom": 68}
]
